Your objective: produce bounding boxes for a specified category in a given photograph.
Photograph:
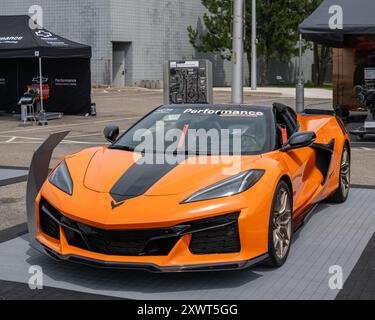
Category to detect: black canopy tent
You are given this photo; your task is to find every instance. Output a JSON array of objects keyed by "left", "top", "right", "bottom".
[
  {"left": 0, "top": 15, "right": 92, "bottom": 114},
  {"left": 300, "top": 0, "right": 375, "bottom": 138},
  {"left": 299, "top": 0, "right": 375, "bottom": 48}
]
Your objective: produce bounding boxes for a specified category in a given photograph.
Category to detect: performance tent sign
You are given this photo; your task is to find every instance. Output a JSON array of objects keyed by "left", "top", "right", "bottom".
[{"left": 0, "top": 15, "right": 92, "bottom": 114}]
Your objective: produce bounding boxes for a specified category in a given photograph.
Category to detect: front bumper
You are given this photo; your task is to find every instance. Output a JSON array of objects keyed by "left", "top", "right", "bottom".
[
  {"left": 34, "top": 194, "right": 271, "bottom": 272},
  {"left": 31, "top": 239, "right": 268, "bottom": 272}
]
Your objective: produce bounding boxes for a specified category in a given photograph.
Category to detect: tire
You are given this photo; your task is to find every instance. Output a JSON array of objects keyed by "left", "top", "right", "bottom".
[
  {"left": 266, "top": 181, "right": 293, "bottom": 268},
  {"left": 328, "top": 144, "right": 351, "bottom": 203},
  {"left": 357, "top": 134, "right": 365, "bottom": 141}
]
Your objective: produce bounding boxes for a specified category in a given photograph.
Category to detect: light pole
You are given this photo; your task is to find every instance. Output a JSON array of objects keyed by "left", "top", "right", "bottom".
[
  {"left": 232, "top": 0, "right": 244, "bottom": 104},
  {"left": 251, "top": 0, "right": 257, "bottom": 90},
  {"left": 296, "top": 33, "right": 305, "bottom": 113}
]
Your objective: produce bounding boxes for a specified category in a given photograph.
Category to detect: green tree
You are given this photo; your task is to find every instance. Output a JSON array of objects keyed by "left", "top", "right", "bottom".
[
  {"left": 187, "top": 0, "right": 232, "bottom": 60},
  {"left": 188, "top": 0, "right": 321, "bottom": 85}
]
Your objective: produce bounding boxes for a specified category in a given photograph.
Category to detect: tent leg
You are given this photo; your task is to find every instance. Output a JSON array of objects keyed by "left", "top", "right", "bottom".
[
  {"left": 16, "top": 62, "right": 19, "bottom": 103},
  {"left": 39, "top": 57, "right": 44, "bottom": 112},
  {"left": 38, "top": 57, "right": 47, "bottom": 126}
]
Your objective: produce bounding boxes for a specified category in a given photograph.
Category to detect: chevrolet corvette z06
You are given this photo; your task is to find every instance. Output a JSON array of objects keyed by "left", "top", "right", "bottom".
[{"left": 26, "top": 103, "right": 350, "bottom": 272}]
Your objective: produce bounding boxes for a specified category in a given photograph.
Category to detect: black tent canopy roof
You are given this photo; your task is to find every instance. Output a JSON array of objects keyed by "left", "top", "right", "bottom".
[
  {"left": 0, "top": 15, "right": 91, "bottom": 58},
  {"left": 299, "top": 0, "right": 375, "bottom": 47}
]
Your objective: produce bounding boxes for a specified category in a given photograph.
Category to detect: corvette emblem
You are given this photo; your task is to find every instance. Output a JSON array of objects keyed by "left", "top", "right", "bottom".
[{"left": 111, "top": 200, "right": 125, "bottom": 210}]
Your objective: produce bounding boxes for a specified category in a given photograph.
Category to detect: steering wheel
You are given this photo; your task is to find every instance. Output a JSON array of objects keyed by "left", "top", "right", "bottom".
[{"left": 241, "top": 133, "right": 258, "bottom": 148}]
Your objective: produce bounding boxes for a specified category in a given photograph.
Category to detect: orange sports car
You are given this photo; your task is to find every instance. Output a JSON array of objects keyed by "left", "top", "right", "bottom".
[{"left": 26, "top": 103, "right": 351, "bottom": 272}]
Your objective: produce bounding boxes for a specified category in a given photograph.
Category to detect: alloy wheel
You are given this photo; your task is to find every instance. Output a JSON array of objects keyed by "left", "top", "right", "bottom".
[
  {"left": 340, "top": 147, "right": 350, "bottom": 198},
  {"left": 272, "top": 188, "right": 292, "bottom": 260}
]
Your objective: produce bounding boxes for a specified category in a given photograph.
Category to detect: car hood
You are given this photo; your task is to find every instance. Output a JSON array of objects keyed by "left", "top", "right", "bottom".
[{"left": 81, "top": 147, "right": 261, "bottom": 200}]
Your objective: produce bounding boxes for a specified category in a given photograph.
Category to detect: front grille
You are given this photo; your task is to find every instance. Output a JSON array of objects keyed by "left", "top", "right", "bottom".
[
  {"left": 39, "top": 201, "right": 62, "bottom": 240},
  {"left": 67, "top": 223, "right": 181, "bottom": 256},
  {"left": 39, "top": 199, "right": 241, "bottom": 257},
  {"left": 189, "top": 214, "right": 241, "bottom": 254}
]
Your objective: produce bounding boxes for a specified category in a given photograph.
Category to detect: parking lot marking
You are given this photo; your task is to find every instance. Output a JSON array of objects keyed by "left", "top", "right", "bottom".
[
  {"left": 95, "top": 91, "right": 161, "bottom": 98},
  {"left": 0, "top": 141, "right": 99, "bottom": 145},
  {"left": 68, "top": 133, "right": 103, "bottom": 139},
  {"left": 62, "top": 140, "right": 102, "bottom": 145},
  {"left": 0, "top": 135, "right": 100, "bottom": 145},
  {"left": 0, "top": 116, "right": 139, "bottom": 135},
  {"left": 5, "top": 137, "right": 17, "bottom": 143},
  {"left": 0, "top": 135, "right": 44, "bottom": 141},
  {"left": 352, "top": 147, "right": 375, "bottom": 151}
]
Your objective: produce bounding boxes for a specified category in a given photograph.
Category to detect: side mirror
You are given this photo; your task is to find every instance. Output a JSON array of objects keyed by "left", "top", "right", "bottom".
[
  {"left": 281, "top": 131, "right": 316, "bottom": 152},
  {"left": 104, "top": 125, "right": 119, "bottom": 143}
]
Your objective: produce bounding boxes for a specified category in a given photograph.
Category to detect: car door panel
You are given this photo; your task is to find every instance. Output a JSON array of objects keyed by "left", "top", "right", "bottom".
[{"left": 282, "top": 147, "right": 324, "bottom": 213}]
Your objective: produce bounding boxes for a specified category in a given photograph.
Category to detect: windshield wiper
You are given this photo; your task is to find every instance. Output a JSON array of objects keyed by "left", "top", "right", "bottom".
[
  {"left": 171, "top": 150, "right": 212, "bottom": 156},
  {"left": 110, "top": 146, "right": 214, "bottom": 156}
]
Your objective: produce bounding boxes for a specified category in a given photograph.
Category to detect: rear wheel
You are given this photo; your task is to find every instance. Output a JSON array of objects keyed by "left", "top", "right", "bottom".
[
  {"left": 329, "top": 144, "right": 350, "bottom": 203},
  {"left": 267, "top": 181, "right": 293, "bottom": 268}
]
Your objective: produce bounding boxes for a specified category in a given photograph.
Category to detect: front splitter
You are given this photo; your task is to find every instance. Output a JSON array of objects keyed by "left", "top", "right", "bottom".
[{"left": 33, "top": 240, "right": 268, "bottom": 273}]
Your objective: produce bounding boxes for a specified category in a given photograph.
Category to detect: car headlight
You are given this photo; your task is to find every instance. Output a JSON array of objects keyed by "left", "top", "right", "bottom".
[
  {"left": 48, "top": 160, "right": 73, "bottom": 195},
  {"left": 182, "top": 170, "right": 265, "bottom": 203}
]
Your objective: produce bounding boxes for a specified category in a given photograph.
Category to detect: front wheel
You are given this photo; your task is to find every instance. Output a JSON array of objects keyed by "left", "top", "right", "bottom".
[
  {"left": 266, "top": 181, "right": 293, "bottom": 268},
  {"left": 328, "top": 144, "right": 350, "bottom": 203}
]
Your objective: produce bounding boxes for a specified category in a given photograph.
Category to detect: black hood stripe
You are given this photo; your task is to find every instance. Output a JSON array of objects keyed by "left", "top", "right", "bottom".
[{"left": 110, "top": 162, "right": 178, "bottom": 203}]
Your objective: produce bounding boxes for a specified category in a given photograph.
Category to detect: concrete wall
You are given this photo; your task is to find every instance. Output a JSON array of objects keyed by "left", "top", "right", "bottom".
[{"left": 109, "top": 0, "right": 237, "bottom": 87}]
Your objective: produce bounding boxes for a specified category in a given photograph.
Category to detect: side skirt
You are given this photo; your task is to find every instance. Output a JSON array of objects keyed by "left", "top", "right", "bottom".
[{"left": 292, "top": 203, "right": 319, "bottom": 232}]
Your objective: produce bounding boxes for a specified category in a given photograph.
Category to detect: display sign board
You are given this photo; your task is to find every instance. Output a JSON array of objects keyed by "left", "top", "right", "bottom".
[
  {"left": 365, "top": 67, "right": 375, "bottom": 86},
  {"left": 170, "top": 61, "right": 200, "bottom": 68},
  {"left": 27, "top": 84, "right": 50, "bottom": 100},
  {"left": 364, "top": 121, "right": 375, "bottom": 129},
  {"left": 164, "top": 60, "right": 213, "bottom": 105}
]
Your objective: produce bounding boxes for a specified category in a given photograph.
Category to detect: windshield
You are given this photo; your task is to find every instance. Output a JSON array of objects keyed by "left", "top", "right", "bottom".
[{"left": 112, "top": 105, "right": 275, "bottom": 155}]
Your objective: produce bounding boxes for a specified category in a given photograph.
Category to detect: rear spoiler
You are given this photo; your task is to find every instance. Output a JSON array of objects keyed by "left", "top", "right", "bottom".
[
  {"left": 303, "top": 109, "right": 336, "bottom": 116},
  {"left": 26, "top": 131, "right": 70, "bottom": 242}
]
